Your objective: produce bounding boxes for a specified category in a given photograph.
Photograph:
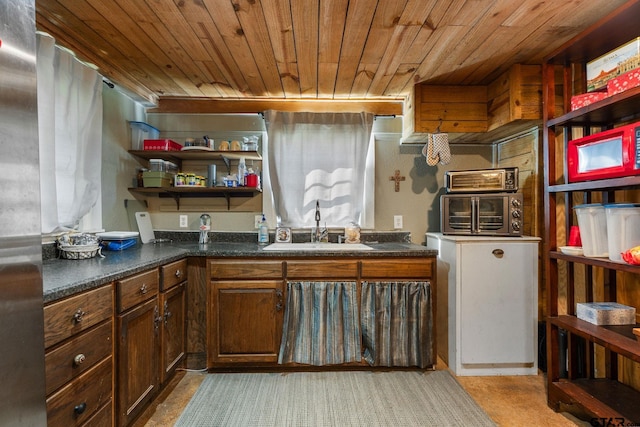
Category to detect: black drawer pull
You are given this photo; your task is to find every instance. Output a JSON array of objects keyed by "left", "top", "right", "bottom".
[{"left": 74, "top": 402, "right": 87, "bottom": 415}]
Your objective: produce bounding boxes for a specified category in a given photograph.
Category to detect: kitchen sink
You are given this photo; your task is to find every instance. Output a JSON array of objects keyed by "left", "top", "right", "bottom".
[{"left": 262, "top": 242, "right": 373, "bottom": 251}]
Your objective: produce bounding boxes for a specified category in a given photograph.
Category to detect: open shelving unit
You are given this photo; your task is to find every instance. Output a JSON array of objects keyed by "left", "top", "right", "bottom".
[
  {"left": 128, "top": 149, "right": 262, "bottom": 210},
  {"left": 543, "top": 1, "right": 640, "bottom": 423}
]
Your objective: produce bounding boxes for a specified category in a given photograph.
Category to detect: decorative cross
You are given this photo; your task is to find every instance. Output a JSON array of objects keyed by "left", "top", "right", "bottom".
[{"left": 389, "top": 169, "right": 405, "bottom": 192}]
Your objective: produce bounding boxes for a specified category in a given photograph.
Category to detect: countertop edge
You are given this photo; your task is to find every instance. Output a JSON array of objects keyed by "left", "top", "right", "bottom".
[{"left": 43, "top": 242, "right": 436, "bottom": 303}]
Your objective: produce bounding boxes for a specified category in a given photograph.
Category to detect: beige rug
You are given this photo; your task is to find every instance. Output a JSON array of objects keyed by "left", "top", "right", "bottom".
[{"left": 175, "top": 370, "right": 495, "bottom": 426}]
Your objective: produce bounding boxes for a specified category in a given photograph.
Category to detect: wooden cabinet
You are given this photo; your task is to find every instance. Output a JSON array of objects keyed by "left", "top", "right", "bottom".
[
  {"left": 44, "top": 284, "right": 114, "bottom": 427},
  {"left": 543, "top": 1, "right": 640, "bottom": 423},
  {"left": 159, "top": 259, "right": 187, "bottom": 384},
  {"left": 208, "top": 260, "right": 285, "bottom": 366},
  {"left": 115, "top": 269, "right": 160, "bottom": 427},
  {"left": 207, "top": 256, "right": 436, "bottom": 369}
]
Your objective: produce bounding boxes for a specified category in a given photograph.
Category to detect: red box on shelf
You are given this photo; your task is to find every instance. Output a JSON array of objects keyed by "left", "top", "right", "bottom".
[
  {"left": 570, "top": 91, "right": 608, "bottom": 111},
  {"left": 606, "top": 69, "right": 640, "bottom": 96},
  {"left": 143, "top": 139, "right": 182, "bottom": 151}
]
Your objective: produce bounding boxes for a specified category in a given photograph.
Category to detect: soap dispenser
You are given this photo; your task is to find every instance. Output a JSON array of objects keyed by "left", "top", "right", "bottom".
[
  {"left": 199, "top": 213, "right": 211, "bottom": 244},
  {"left": 258, "top": 214, "right": 269, "bottom": 244}
]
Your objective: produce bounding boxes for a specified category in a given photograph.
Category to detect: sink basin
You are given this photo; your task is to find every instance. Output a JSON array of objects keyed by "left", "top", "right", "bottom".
[{"left": 262, "top": 242, "right": 373, "bottom": 251}]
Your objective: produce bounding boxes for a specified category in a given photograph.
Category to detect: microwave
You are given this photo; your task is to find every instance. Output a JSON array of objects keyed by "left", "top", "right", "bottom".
[
  {"left": 567, "top": 121, "right": 640, "bottom": 182},
  {"left": 441, "top": 193, "right": 523, "bottom": 236},
  {"left": 444, "top": 167, "right": 518, "bottom": 193}
]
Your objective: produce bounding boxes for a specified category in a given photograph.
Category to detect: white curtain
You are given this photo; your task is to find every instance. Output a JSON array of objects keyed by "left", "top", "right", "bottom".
[
  {"left": 36, "top": 33, "right": 103, "bottom": 234},
  {"left": 264, "top": 111, "right": 374, "bottom": 228}
]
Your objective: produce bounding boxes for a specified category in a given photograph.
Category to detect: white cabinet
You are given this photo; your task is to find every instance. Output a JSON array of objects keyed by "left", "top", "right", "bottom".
[{"left": 426, "top": 233, "right": 539, "bottom": 375}]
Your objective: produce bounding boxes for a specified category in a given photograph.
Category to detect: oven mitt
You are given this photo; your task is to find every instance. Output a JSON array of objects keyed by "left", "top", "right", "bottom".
[
  {"left": 422, "top": 133, "right": 451, "bottom": 166},
  {"left": 432, "top": 132, "right": 451, "bottom": 165}
]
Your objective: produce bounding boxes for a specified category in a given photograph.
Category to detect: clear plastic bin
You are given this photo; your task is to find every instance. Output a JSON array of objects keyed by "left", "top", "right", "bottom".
[
  {"left": 574, "top": 204, "right": 608, "bottom": 257},
  {"left": 129, "top": 121, "right": 160, "bottom": 150},
  {"left": 605, "top": 203, "right": 640, "bottom": 262}
]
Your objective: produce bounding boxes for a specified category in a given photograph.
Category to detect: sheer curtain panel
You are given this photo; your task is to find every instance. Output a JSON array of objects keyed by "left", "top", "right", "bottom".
[
  {"left": 264, "top": 111, "right": 374, "bottom": 228},
  {"left": 37, "top": 33, "right": 103, "bottom": 233},
  {"left": 278, "top": 281, "right": 361, "bottom": 366},
  {"left": 360, "top": 281, "right": 434, "bottom": 368}
]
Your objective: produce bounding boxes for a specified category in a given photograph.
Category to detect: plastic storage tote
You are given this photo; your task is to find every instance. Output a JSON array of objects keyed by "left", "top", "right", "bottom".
[
  {"left": 574, "top": 204, "right": 608, "bottom": 257},
  {"left": 605, "top": 203, "right": 640, "bottom": 262},
  {"left": 129, "top": 121, "right": 160, "bottom": 150}
]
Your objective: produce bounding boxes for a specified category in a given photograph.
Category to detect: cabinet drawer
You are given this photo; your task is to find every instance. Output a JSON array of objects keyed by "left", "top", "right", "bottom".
[
  {"left": 286, "top": 260, "right": 358, "bottom": 278},
  {"left": 361, "top": 258, "right": 433, "bottom": 279},
  {"left": 46, "top": 356, "right": 112, "bottom": 427},
  {"left": 81, "top": 400, "right": 113, "bottom": 427},
  {"left": 210, "top": 260, "right": 283, "bottom": 279},
  {"left": 116, "top": 269, "right": 158, "bottom": 313},
  {"left": 44, "top": 285, "right": 113, "bottom": 349},
  {"left": 161, "top": 259, "right": 188, "bottom": 291},
  {"left": 45, "top": 320, "right": 113, "bottom": 396}
]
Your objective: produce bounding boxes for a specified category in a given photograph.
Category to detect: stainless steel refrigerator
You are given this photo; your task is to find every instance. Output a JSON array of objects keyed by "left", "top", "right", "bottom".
[{"left": 0, "top": 0, "right": 48, "bottom": 425}]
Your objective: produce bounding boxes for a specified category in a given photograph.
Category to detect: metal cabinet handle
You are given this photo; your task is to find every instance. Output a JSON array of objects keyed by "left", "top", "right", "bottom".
[
  {"left": 174, "top": 269, "right": 182, "bottom": 278},
  {"left": 153, "top": 305, "right": 161, "bottom": 331},
  {"left": 73, "top": 309, "right": 86, "bottom": 323},
  {"left": 275, "top": 289, "right": 283, "bottom": 312},
  {"left": 74, "top": 402, "right": 87, "bottom": 415},
  {"left": 492, "top": 249, "right": 504, "bottom": 258},
  {"left": 163, "top": 301, "right": 172, "bottom": 324},
  {"left": 73, "top": 354, "right": 86, "bottom": 366},
  {"left": 140, "top": 284, "right": 148, "bottom": 294}
]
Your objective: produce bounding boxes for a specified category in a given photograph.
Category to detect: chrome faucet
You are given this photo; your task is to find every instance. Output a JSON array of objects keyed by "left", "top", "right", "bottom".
[
  {"left": 312, "top": 201, "right": 328, "bottom": 243},
  {"left": 314, "top": 200, "right": 321, "bottom": 242},
  {"left": 199, "top": 213, "right": 211, "bottom": 244}
]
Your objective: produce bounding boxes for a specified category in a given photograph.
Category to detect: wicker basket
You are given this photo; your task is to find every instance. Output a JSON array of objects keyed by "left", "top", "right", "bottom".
[{"left": 58, "top": 244, "right": 103, "bottom": 260}]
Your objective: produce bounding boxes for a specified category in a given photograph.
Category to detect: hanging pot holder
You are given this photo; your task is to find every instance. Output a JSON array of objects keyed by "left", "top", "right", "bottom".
[
  {"left": 422, "top": 134, "right": 440, "bottom": 166},
  {"left": 432, "top": 132, "right": 451, "bottom": 165}
]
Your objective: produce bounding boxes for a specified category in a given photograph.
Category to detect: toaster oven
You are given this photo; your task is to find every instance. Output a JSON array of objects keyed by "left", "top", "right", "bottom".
[
  {"left": 445, "top": 167, "right": 518, "bottom": 193},
  {"left": 441, "top": 193, "right": 524, "bottom": 236}
]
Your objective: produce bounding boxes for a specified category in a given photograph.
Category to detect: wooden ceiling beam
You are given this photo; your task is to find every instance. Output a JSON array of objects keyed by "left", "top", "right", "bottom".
[{"left": 149, "top": 98, "right": 403, "bottom": 115}]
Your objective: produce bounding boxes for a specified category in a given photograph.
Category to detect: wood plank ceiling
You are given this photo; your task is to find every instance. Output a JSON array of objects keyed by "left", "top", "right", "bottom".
[{"left": 36, "top": 0, "right": 628, "bottom": 110}]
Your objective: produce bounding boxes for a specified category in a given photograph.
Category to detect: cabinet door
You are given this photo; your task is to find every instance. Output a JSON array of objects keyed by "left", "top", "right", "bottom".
[
  {"left": 116, "top": 298, "right": 160, "bottom": 427},
  {"left": 160, "top": 282, "right": 186, "bottom": 384},
  {"left": 459, "top": 242, "right": 537, "bottom": 365},
  {"left": 209, "top": 280, "right": 284, "bottom": 366}
]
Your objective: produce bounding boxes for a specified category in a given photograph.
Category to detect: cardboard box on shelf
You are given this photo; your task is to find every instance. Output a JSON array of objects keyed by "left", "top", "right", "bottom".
[
  {"left": 570, "top": 91, "right": 608, "bottom": 111},
  {"left": 587, "top": 37, "right": 640, "bottom": 92},
  {"left": 606, "top": 69, "right": 640, "bottom": 96}
]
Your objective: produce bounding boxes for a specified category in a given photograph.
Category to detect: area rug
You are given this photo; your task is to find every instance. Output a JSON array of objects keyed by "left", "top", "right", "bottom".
[{"left": 174, "top": 370, "right": 495, "bottom": 426}]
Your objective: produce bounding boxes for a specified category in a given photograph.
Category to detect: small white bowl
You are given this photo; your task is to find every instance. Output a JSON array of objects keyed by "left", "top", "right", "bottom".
[{"left": 559, "top": 246, "right": 584, "bottom": 256}]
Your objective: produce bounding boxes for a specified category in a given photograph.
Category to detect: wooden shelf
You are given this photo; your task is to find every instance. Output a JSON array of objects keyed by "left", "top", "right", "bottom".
[
  {"left": 129, "top": 150, "right": 262, "bottom": 162},
  {"left": 550, "top": 315, "right": 640, "bottom": 363},
  {"left": 551, "top": 379, "right": 640, "bottom": 423},
  {"left": 542, "top": 1, "right": 640, "bottom": 423},
  {"left": 547, "top": 86, "right": 640, "bottom": 128},
  {"left": 550, "top": 251, "right": 640, "bottom": 274},
  {"left": 128, "top": 186, "right": 261, "bottom": 210},
  {"left": 547, "top": 176, "right": 640, "bottom": 193}
]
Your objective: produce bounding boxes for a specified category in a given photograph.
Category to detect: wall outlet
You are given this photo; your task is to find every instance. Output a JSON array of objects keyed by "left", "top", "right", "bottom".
[
  {"left": 254, "top": 215, "right": 263, "bottom": 229},
  {"left": 179, "top": 215, "right": 188, "bottom": 228},
  {"left": 393, "top": 215, "right": 403, "bottom": 229}
]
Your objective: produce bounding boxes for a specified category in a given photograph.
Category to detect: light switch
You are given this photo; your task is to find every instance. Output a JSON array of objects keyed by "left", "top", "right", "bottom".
[
  {"left": 394, "top": 215, "right": 403, "bottom": 229},
  {"left": 179, "top": 215, "right": 188, "bottom": 228}
]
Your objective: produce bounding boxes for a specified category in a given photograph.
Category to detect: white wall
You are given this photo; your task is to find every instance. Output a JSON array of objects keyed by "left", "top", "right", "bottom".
[{"left": 101, "top": 90, "right": 493, "bottom": 243}]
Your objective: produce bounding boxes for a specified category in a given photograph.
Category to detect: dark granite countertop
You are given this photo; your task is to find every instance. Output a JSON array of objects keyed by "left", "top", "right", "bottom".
[{"left": 43, "top": 233, "right": 436, "bottom": 303}]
